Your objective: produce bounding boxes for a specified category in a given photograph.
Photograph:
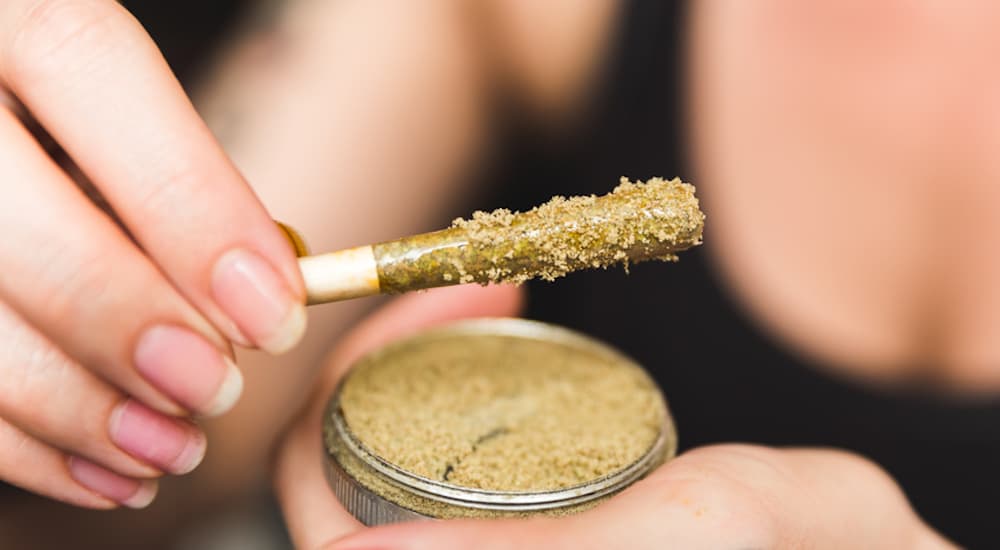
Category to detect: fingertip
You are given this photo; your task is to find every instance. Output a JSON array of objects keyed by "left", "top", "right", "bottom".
[
  {"left": 67, "top": 456, "right": 159, "bottom": 510},
  {"left": 221, "top": 317, "right": 254, "bottom": 348},
  {"left": 68, "top": 487, "right": 120, "bottom": 511},
  {"left": 171, "top": 428, "right": 207, "bottom": 476},
  {"left": 134, "top": 324, "right": 246, "bottom": 417},
  {"left": 108, "top": 400, "right": 207, "bottom": 475},
  {"left": 122, "top": 478, "right": 158, "bottom": 509},
  {"left": 259, "top": 300, "right": 307, "bottom": 355},
  {"left": 198, "top": 356, "right": 244, "bottom": 417},
  {"left": 483, "top": 282, "right": 528, "bottom": 317},
  {"left": 211, "top": 248, "right": 308, "bottom": 355}
]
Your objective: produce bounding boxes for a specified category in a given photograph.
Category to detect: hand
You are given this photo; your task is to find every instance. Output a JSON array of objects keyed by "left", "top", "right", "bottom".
[
  {"left": 0, "top": 1, "right": 305, "bottom": 509},
  {"left": 273, "top": 285, "right": 954, "bottom": 550},
  {"left": 315, "top": 446, "right": 956, "bottom": 550}
]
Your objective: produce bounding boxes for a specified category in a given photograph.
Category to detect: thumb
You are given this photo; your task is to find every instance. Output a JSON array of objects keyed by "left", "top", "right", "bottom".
[
  {"left": 320, "top": 504, "right": 668, "bottom": 550},
  {"left": 321, "top": 516, "right": 588, "bottom": 550},
  {"left": 318, "top": 448, "right": 765, "bottom": 550},
  {"left": 320, "top": 476, "right": 678, "bottom": 550}
]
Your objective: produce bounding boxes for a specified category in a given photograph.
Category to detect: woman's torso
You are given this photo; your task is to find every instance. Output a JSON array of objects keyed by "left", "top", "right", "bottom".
[{"left": 492, "top": 2, "right": 1000, "bottom": 547}]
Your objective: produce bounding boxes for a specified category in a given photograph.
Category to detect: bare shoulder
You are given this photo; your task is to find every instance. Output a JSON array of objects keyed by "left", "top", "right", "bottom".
[
  {"left": 689, "top": 1, "right": 1000, "bottom": 389},
  {"left": 479, "top": 0, "right": 621, "bottom": 123}
]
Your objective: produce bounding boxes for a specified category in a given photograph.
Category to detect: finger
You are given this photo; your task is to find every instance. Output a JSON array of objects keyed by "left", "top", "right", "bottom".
[
  {"left": 0, "top": 108, "right": 243, "bottom": 419},
  {"left": 321, "top": 494, "right": 647, "bottom": 550},
  {"left": 321, "top": 461, "right": 763, "bottom": 550},
  {"left": 0, "top": 417, "right": 156, "bottom": 509},
  {"left": 275, "top": 284, "right": 524, "bottom": 550},
  {"left": 325, "top": 446, "right": 789, "bottom": 550},
  {"left": 321, "top": 518, "right": 570, "bottom": 550},
  {"left": 0, "top": 300, "right": 206, "bottom": 477},
  {"left": 0, "top": 0, "right": 305, "bottom": 352},
  {"left": 326, "top": 445, "right": 934, "bottom": 550}
]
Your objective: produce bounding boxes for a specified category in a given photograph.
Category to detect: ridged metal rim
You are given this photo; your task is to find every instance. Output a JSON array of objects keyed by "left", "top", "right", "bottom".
[
  {"left": 324, "top": 317, "right": 675, "bottom": 514},
  {"left": 322, "top": 441, "right": 431, "bottom": 523}
]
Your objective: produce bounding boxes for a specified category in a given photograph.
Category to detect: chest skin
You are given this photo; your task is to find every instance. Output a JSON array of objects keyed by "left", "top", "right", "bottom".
[{"left": 687, "top": 0, "right": 1000, "bottom": 390}]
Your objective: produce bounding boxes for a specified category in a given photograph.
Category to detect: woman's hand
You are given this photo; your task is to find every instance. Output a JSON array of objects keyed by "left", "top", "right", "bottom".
[
  {"left": 0, "top": 1, "right": 305, "bottom": 509},
  {"left": 312, "top": 446, "right": 955, "bottom": 550},
  {"left": 273, "top": 285, "right": 954, "bottom": 550}
]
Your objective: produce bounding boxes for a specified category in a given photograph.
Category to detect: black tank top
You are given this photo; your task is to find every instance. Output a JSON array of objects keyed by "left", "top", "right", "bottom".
[{"left": 482, "top": 2, "right": 1000, "bottom": 547}]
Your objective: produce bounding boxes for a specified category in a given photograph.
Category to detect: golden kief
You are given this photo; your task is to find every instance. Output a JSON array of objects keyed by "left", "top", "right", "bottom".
[
  {"left": 323, "top": 319, "right": 677, "bottom": 521},
  {"left": 295, "top": 177, "right": 705, "bottom": 304}
]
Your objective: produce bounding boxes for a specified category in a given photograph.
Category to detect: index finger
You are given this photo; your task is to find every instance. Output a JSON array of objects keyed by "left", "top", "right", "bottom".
[{"left": 0, "top": 0, "right": 305, "bottom": 352}]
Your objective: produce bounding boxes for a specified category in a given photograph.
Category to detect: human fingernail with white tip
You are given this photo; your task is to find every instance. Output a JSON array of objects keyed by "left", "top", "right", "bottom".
[
  {"left": 108, "top": 400, "right": 207, "bottom": 475},
  {"left": 134, "top": 325, "right": 244, "bottom": 417},
  {"left": 68, "top": 457, "right": 158, "bottom": 509},
  {"left": 211, "top": 248, "right": 307, "bottom": 355}
]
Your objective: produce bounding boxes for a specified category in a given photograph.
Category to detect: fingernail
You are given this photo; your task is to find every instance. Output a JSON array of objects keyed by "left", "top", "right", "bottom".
[
  {"left": 135, "top": 325, "right": 244, "bottom": 417},
  {"left": 68, "top": 456, "right": 159, "bottom": 509},
  {"left": 212, "top": 248, "right": 307, "bottom": 354},
  {"left": 109, "top": 400, "right": 207, "bottom": 475},
  {"left": 206, "top": 357, "right": 244, "bottom": 417},
  {"left": 220, "top": 316, "right": 253, "bottom": 348}
]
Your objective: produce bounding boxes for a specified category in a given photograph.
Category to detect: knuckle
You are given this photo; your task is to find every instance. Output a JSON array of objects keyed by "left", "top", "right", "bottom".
[
  {"left": 0, "top": 301, "right": 89, "bottom": 428},
  {"left": 128, "top": 154, "right": 231, "bottom": 237},
  {"left": 657, "top": 474, "right": 781, "bottom": 546},
  {"left": 132, "top": 159, "right": 203, "bottom": 215},
  {"left": 29, "top": 236, "right": 134, "bottom": 340},
  {"left": 0, "top": 302, "right": 66, "bottom": 399},
  {"left": 0, "top": 306, "right": 130, "bottom": 472},
  {"left": 5, "top": 0, "right": 124, "bottom": 82},
  {"left": 644, "top": 447, "right": 786, "bottom": 545},
  {"left": 809, "top": 448, "right": 906, "bottom": 500},
  {"left": 43, "top": 249, "right": 115, "bottom": 317}
]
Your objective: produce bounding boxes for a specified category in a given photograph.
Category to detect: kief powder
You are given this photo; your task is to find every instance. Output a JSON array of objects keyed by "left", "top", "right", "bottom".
[{"left": 323, "top": 318, "right": 676, "bottom": 523}]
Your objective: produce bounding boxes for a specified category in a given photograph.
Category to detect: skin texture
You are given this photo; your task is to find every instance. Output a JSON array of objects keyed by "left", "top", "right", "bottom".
[{"left": 273, "top": 285, "right": 954, "bottom": 550}]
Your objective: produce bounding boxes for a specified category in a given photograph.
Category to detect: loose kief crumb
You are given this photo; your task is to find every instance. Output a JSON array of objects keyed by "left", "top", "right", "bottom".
[
  {"left": 450, "top": 177, "right": 704, "bottom": 285},
  {"left": 334, "top": 332, "right": 668, "bottom": 492},
  {"left": 373, "top": 177, "right": 704, "bottom": 293}
]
